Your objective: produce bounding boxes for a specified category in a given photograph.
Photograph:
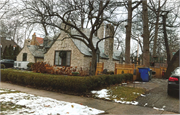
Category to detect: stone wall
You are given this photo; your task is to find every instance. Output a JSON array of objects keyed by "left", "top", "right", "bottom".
[
  {"left": 16, "top": 45, "right": 35, "bottom": 63},
  {"left": 35, "top": 58, "right": 44, "bottom": 62},
  {"left": 44, "top": 34, "right": 84, "bottom": 67},
  {"left": 83, "top": 56, "right": 119, "bottom": 71}
]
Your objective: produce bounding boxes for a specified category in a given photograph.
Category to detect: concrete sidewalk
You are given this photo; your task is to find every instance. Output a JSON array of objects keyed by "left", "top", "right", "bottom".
[{"left": 0, "top": 82, "right": 178, "bottom": 114}]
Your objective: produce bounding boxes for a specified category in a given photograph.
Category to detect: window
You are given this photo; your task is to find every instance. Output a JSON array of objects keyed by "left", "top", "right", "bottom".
[
  {"left": 23, "top": 53, "right": 27, "bottom": 61},
  {"left": 54, "top": 51, "right": 71, "bottom": 66},
  {"left": 96, "top": 48, "right": 100, "bottom": 63}
]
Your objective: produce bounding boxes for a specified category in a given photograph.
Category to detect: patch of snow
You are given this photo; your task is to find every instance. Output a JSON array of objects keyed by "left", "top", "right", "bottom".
[
  {"left": 122, "top": 83, "right": 127, "bottom": 85},
  {"left": 153, "top": 107, "right": 164, "bottom": 111},
  {"left": 91, "top": 89, "right": 139, "bottom": 106},
  {"left": 114, "top": 99, "right": 138, "bottom": 105},
  {"left": 140, "top": 94, "right": 146, "bottom": 97},
  {"left": 0, "top": 90, "right": 7, "bottom": 93},
  {"left": 126, "top": 101, "right": 131, "bottom": 104},
  {"left": 91, "top": 89, "right": 110, "bottom": 99},
  {"left": 0, "top": 92, "right": 104, "bottom": 115},
  {"left": 131, "top": 101, "right": 138, "bottom": 105},
  {"left": 144, "top": 103, "right": 148, "bottom": 106},
  {"left": 133, "top": 81, "right": 141, "bottom": 84},
  {"left": 112, "top": 95, "right": 117, "bottom": 98}
]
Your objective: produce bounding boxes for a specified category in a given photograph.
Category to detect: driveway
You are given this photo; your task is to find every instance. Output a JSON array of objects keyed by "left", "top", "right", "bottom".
[{"left": 127, "top": 78, "right": 179, "bottom": 113}]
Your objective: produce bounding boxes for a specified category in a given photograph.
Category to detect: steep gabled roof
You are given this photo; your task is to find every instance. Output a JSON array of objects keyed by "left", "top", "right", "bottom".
[
  {"left": 36, "top": 37, "right": 43, "bottom": 45},
  {"left": 27, "top": 45, "right": 45, "bottom": 58},
  {"left": 70, "top": 29, "right": 121, "bottom": 60}
]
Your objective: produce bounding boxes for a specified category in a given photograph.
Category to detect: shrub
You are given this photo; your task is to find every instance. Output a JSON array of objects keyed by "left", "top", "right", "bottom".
[
  {"left": 31, "top": 62, "right": 47, "bottom": 73},
  {"left": 72, "top": 72, "right": 79, "bottom": 76},
  {"left": 27, "top": 62, "right": 34, "bottom": 71},
  {"left": 107, "top": 71, "right": 114, "bottom": 75},
  {"left": 1, "top": 64, "right": 5, "bottom": 69},
  {"left": 31, "top": 62, "right": 89, "bottom": 76},
  {"left": 1, "top": 69, "right": 133, "bottom": 93}
]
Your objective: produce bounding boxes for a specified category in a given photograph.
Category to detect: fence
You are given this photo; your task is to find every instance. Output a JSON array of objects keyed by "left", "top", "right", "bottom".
[
  {"left": 150, "top": 67, "right": 167, "bottom": 78},
  {"left": 115, "top": 63, "right": 134, "bottom": 75},
  {"left": 90, "top": 62, "right": 104, "bottom": 75},
  {"left": 115, "top": 63, "right": 167, "bottom": 80},
  {"left": 95, "top": 62, "right": 104, "bottom": 75}
]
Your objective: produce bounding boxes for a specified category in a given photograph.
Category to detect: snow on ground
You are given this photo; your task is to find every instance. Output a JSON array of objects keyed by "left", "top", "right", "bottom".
[
  {"left": 153, "top": 106, "right": 166, "bottom": 111},
  {"left": 0, "top": 89, "right": 104, "bottom": 115},
  {"left": 91, "top": 89, "right": 111, "bottom": 100},
  {"left": 91, "top": 89, "right": 140, "bottom": 105}
]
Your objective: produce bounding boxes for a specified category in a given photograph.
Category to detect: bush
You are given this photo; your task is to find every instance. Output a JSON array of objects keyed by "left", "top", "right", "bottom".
[
  {"left": 107, "top": 71, "right": 114, "bottom": 75},
  {"left": 1, "top": 64, "right": 5, "bottom": 69},
  {"left": 27, "top": 62, "right": 34, "bottom": 68},
  {"left": 1, "top": 69, "right": 133, "bottom": 93},
  {"left": 27, "top": 62, "right": 34, "bottom": 71},
  {"left": 72, "top": 72, "right": 79, "bottom": 76}
]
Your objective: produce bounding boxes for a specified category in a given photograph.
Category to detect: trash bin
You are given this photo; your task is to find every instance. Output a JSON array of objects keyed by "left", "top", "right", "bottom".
[{"left": 138, "top": 67, "right": 150, "bottom": 82}]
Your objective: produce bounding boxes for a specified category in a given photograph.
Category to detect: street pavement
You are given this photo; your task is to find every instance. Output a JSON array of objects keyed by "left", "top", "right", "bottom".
[{"left": 1, "top": 81, "right": 179, "bottom": 114}]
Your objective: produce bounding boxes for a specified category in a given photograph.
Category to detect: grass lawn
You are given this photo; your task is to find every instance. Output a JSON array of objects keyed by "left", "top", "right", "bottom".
[
  {"left": 107, "top": 86, "right": 146, "bottom": 101},
  {"left": 91, "top": 85, "right": 146, "bottom": 105}
]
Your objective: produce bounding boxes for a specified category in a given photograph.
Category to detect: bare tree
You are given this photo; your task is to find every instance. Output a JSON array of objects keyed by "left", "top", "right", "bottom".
[
  {"left": 0, "top": 0, "right": 9, "bottom": 19},
  {"left": 148, "top": 0, "right": 167, "bottom": 57},
  {"left": 142, "top": 0, "right": 150, "bottom": 67},
  {"left": 18, "top": 0, "right": 120, "bottom": 75},
  {"left": 124, "top": 0, "right": 142, "bottom": 64}
]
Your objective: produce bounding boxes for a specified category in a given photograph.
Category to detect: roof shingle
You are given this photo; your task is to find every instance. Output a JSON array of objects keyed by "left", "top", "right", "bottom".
[{"left": 36, "top": 37, "right": 43, "bottom": 44}]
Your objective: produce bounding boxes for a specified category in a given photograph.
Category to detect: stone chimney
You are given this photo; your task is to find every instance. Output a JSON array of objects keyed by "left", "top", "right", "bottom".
[
  {"left": 104, "top": 24, "right": 114, "bottom": 60},
  {"left": 30, "top": 33, "right": 36, "bottom": 45},
  {"left": 24, "top": 38, "right": 31, "bottom": 47},
  {"left": 60, "top": 22, "right": 71, "bottom": 37},
  {"left": 97, "top": 23, "right": 105, "bottom": 39}
]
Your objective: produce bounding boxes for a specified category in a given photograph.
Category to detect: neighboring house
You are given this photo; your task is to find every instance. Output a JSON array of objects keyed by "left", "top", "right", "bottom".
[
  {"left": 16, "top": 33, "right": 58, "bottom": 63},
  {"left": 17, "top": 23, "right": 121, "bottom": 71},
  {"left": 0, "top": 37, "right": 21, "bottom": 56}
]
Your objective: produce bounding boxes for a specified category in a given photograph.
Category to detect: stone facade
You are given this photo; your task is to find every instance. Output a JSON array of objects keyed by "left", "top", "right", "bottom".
[
  {"left": 16, "top": 44, "right": 35, "bottom": 62},
  {"left": 83, "top": 56, "right": 119, "bottom": 71},
  {"left": 44, "top": 33, "right": 85, "bottom": 67},
  {"left": 35, "top": 58, "right": 44, "bottom": 62},
  {"left": 16, "top": 38, "right": 43, "bottom": 63}
]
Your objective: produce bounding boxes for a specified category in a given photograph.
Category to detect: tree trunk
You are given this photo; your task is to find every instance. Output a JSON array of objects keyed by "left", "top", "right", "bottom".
[
  {"left": 164, "top": 49, "right": 179, "bottom": 79},
  {"left": 153, "top": 12, "right": 159, "bottom": 57},
  {"left": 142, "top": 0, "right": 150, "bottom": 67},
  {"left": 162, "top": 13, "right": 171, "bottom": 65},
  {"left": 125, "top": 0, "right": 132, "bottom": 64},
  {"left": 90, "top": 50, "right": 97, "bottom": 76}
]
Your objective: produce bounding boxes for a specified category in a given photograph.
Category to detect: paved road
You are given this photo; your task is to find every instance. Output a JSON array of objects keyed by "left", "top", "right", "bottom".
[
  {"left": 0, "top": 81, "right": 178, "bottom": 114},
  {"left": 127, "top": 79, "right": 180, "bottom": 113}
]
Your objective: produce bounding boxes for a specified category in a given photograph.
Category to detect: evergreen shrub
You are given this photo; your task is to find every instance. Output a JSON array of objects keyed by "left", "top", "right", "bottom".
[{"left": 1, "top": 69, "right": 133, "bottom": 93}]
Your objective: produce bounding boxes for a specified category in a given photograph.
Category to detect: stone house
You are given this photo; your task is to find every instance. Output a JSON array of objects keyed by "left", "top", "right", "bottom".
[
  {"left": 16, "top": 33, "right": 47, "bottom": 62},
  {"left": 17, "top": 23, "right": 121, "bottom": 71}
]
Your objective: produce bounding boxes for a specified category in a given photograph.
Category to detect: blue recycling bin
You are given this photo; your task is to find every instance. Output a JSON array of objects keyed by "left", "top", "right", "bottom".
[{"left": 138, "top": 67, "right": 150, "bottom": 82}]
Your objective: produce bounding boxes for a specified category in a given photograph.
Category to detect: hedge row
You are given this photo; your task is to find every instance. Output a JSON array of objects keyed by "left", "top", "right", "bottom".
[{"left": 1, "top": 69, "right": 133, "bottom": 93}]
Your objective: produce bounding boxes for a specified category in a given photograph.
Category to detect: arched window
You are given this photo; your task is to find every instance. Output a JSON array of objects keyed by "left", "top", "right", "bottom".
[{"left": 23, "top": 53, "right": 27, "bottom": 61}]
